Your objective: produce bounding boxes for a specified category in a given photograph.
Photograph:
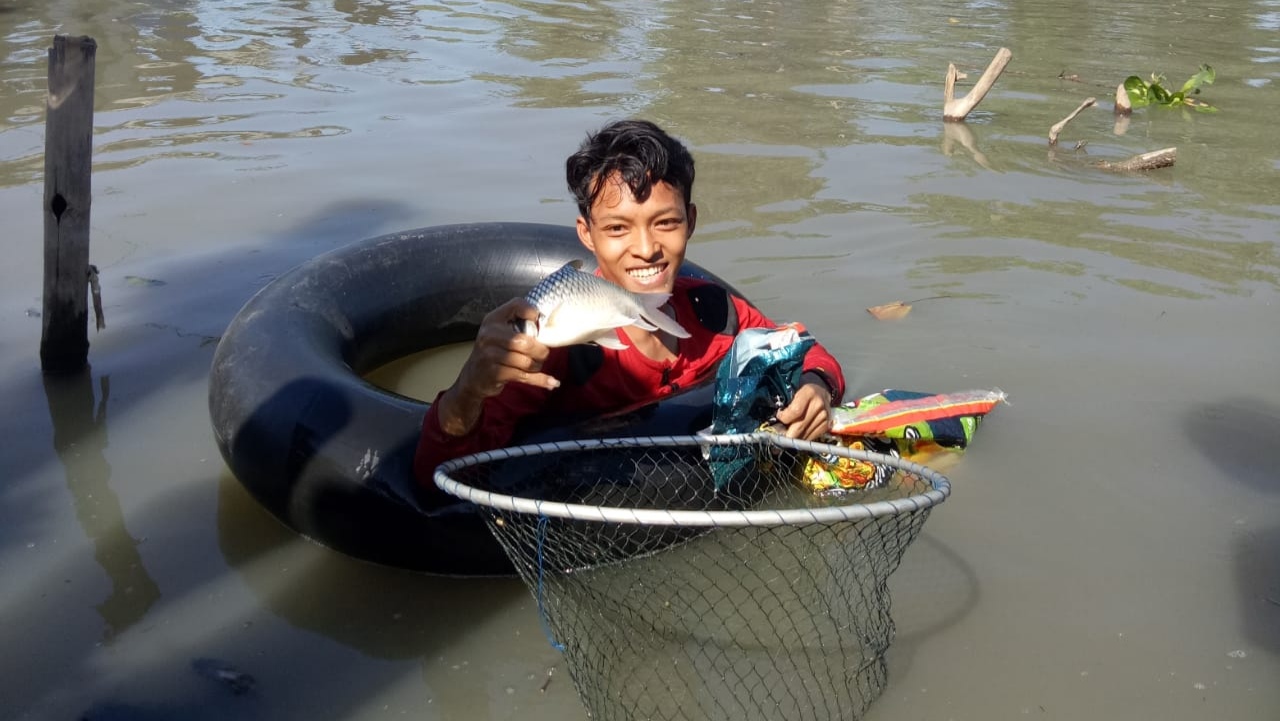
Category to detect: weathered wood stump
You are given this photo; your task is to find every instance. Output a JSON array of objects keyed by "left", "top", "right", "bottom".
[{"left": 41, "top": 35, "right": 97, "bottom": 374}]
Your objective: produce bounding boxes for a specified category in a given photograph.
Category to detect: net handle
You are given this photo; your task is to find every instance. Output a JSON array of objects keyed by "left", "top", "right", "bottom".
[{"left": 434, "top": 433, "right": 951, "bottom": 528}]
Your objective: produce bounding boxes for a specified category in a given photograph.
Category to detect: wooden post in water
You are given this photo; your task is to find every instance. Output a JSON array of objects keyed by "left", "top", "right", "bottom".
[{"left": 40, "top": 35, "right": 97, "bottom": 374}]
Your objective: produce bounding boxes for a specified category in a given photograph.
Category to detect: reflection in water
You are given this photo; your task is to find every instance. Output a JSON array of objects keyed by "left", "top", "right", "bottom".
[
  {"left": 884, "top": 532, "right": 980, "bottom": 677},
  {"left": 42, "top": 370, "right": 161, "bottom": 641},
  {"left": 1233, "top": 525, "right": 1280, "bottom": 654},
  {"left": 1113, "top": 111, "right": 1131, "bottom": 137},
  {"left": 941, "top": 121, "right": 993, "bottom": 171},
  {"left": 1182, "top": 397, "right": 1280, "bottom": 495},
  {"left": 1182, "top": 398, "right": 1280, "bottom": 653}
]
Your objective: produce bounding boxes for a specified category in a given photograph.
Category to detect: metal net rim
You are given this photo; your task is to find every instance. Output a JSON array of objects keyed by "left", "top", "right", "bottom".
[{"left": 434, "top": 433, "right": 951, "bottom": 528}]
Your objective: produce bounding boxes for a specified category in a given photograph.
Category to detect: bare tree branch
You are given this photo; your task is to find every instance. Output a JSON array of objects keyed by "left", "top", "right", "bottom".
[
  {"left": 1048, "top": 97, "right": 1096, "bottom": 146},
  {"left": 944, "top": 47, "right": 1013, "bottom": 122}
]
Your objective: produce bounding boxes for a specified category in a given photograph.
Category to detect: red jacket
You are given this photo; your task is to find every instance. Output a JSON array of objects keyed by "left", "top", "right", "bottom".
[{"left": 414, "top": 277, "right": 845, "bottom": 488}]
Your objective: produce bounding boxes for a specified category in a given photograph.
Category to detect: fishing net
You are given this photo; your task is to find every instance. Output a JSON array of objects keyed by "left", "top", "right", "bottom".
[{"left": 435, "top": 433, "right": 950, "bottom": 721}]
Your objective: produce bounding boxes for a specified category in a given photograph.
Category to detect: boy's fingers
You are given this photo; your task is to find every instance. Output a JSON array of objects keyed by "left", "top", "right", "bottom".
[
  {"left": 506, "top": 369, "right": 560, "bottom": 390},
  {"left": 778, "top": 389, "right": 831, "bottom": 439}
]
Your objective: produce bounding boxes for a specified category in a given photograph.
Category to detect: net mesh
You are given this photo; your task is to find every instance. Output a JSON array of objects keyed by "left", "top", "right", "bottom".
[{"left": 436, "top": 434, "right": 949, "bottom": 721}]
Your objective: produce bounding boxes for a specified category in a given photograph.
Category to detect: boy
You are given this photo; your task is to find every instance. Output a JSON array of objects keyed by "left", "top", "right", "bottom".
[{"left": 414, "top": 119, "right": 844, "bottom": 486}]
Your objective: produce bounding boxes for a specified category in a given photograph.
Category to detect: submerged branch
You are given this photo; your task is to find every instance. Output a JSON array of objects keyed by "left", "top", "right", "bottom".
[{"left": 1095, "top": 147, "right": 1177, "bottom": 172}]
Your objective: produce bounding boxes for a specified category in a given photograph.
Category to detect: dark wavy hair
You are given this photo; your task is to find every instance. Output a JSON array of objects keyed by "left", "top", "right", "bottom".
[{"left": 565, "top": 119, "right": 695, "bottom": 223}]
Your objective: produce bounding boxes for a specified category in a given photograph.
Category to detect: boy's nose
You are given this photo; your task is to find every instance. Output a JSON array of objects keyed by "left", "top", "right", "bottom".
[{"left": 633, "top": 228, "right": 658, "bottom": 259}]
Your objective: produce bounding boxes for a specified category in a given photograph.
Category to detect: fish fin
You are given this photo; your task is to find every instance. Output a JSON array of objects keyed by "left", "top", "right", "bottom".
[
  {"left": 591, "top": 332, "right": 629, "bottom": 350},
  {"left": 636, "top": 293, "right": 691, "bottom": 338},
  {"left": 548, "top": 259, "right": 584, "bottom": 274}
]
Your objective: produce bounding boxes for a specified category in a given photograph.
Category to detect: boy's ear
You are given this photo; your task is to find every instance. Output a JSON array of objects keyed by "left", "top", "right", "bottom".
[
  {"left": 576, "top": 215, "right": 596, "bottom": 253},
  {"left": 687, "top": 203, "right": 698, "bottom": 236}
]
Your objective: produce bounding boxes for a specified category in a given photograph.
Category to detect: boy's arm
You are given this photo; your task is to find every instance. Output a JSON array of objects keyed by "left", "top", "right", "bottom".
[
  {"left": 413, "top": 378, "right": 556, "bottom": 490},
  {"left": 413, "top": 297, "right": 562, "bottom": 490}
]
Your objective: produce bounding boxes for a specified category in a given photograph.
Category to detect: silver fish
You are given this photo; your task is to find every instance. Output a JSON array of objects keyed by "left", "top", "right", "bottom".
[{"left": 521, "top": 260, "right": 690, "bottom": 349}]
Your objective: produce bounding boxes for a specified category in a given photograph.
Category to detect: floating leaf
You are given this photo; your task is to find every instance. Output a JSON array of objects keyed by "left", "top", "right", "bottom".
[
  {"left": 867, "top": 301, "right": 912, "bottom": 320},
  {"left": 1181, "top": 64, "right": 1215, "bottom": 95},
  {"left": 1123, "top": 75, "right": 1152, "bottom": 108},
  {"left": 1123, "top": 65, "right": 1217, "bottom": 112}
]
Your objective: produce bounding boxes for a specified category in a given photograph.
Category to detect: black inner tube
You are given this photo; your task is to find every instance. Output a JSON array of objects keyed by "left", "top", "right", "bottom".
[{"left": 209, "top": 223, "right": 736, "bottom": 575}]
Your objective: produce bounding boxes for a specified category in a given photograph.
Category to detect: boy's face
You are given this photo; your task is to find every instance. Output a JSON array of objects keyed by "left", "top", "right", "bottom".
[{"left": 576, "top": 173, "right": 696, "bottom": 296}]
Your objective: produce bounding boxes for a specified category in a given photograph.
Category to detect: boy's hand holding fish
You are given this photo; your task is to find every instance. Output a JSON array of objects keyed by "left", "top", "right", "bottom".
[
  {"left": 435, "top": 297, "right": 559, "bottom": 438},
  {"left": 437, "top": 258, "right": 695, "bottom": 437}
]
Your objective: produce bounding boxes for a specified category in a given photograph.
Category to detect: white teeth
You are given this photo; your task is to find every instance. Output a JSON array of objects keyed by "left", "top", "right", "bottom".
[{"left": 629, "top": 266, "right": 661, "bottom": 279}]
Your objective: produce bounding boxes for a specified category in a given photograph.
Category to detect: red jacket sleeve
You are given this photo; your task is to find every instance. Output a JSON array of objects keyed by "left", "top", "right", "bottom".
[{"left": 413, "top": 359, "right": 560, "bottom": 494}]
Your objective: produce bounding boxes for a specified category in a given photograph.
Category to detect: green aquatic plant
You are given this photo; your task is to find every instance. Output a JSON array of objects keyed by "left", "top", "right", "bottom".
[{"left": 1123, "top": 64, "right": 1217, "bottom": 112}]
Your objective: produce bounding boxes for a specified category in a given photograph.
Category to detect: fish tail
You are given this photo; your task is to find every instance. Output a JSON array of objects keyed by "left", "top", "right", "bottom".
[{"left": 636, "top": 292, "right": 690, "bottom": 338}]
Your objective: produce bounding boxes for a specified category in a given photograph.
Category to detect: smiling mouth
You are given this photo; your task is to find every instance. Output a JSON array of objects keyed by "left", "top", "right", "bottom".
[{"left": 627, "top": 264, "right": 665, "bottom": 280}]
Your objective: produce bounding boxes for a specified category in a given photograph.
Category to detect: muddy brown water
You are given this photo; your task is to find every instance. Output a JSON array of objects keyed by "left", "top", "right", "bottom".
[{"left": 2, "top": 1, "right": 1278, "bottom": 719}]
